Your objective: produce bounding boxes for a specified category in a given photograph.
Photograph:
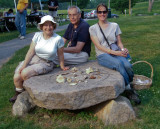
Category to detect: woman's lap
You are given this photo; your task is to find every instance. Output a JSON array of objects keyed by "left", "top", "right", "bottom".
[
  {"left": 97, "top": 53, "right": 122, "bottom": 69},
  {"left": 97, "top": 53, "right": 133, "bottom": 85},
  {"left": 15, "top": 55, "right": 54, "bottom": 77}
]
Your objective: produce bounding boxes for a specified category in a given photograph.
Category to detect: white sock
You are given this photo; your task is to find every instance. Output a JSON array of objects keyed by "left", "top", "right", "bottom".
[
  {"left": 125, "top": 84, "right": 131, "bottom": 90},
  {"left": 16, "top": 88, "right": 24, "bottom": 92}
]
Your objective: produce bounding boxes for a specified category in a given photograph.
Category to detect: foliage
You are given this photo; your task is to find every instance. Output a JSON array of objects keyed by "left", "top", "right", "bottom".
[
  {"left": 77, "top": 0, "right": 90, "bottom": 9},
  {"left": 110, "top": 0, "right": 138, "bottom": 14},
  {"left": 0, "top": 0, "right": 14, "bottom": 8},
  {"left": 86, "top": 0, "right": 108, "bottom": 9}
]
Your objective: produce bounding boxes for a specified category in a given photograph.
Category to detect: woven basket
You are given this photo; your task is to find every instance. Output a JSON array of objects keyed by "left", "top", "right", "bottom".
[{"left": 131, "top": 61, "right": 153, "bottom": 90}]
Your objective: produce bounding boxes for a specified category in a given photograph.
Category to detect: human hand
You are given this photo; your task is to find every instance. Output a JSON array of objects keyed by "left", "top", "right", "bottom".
[
  {"left": 19, "top": 66, "right": 25, "bottom": 73},
  {"left": 117, "top": 51, "right": 127, "bottom": 57},
  {"left": 121, "top": 48, "right": 129, "bottom": 54},
  {"left": 67, "top": 41, "right": 71, "bottom": 47},
  {"left": 62, "top": 66, "right": 70, "bottom": 71},
  {"left": 19, "top": 9, "right": 24, "bottom": 13}
]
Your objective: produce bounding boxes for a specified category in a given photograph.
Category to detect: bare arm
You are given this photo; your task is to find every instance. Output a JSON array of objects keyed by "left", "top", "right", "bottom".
[
  {"left": 19, "top": 41, "right": 36, "bottom": 72},
  {"left": 117, "top": 35, "right": 129, "bottom": 54},
  {"left": 90, "top": 35, "right": 126, "bottom": 57},
  {"left": 57, "top": 47, "right": 69, "bottom": 71},
  {"left": 63, "top": 37, "right": 67, "bottom": 44},
  {"left": 48, "top": 5, "right": 58, "bottom": 9},
  {"left": 64, "top": 41, "right": 85, "bottom": 53}
]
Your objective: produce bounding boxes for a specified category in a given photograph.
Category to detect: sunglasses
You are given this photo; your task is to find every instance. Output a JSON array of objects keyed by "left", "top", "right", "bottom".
[{"left": 97, "top": 11, "right": 108, "bottom": 14}]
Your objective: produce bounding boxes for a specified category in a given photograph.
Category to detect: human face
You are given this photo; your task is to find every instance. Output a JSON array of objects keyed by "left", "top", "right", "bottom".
[
  {"left": 68, "top": 8, "right": 81, "bottom": 26},
  {"left": 97, "top": 6, "right": 108, "bottom": 21},
  {"left": 42, "top": 21, "right": 54, "bottom": 36}
]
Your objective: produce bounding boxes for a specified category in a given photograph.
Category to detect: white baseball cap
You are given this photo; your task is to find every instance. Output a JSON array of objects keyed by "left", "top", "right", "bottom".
[{"left": 37, "top": 15, "right": 58, "bottom": 30}]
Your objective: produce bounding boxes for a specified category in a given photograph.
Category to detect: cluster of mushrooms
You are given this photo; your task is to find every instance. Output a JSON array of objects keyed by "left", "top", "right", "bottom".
[{"left": 56, "top": 67, "right": 100, "bottom": 86}]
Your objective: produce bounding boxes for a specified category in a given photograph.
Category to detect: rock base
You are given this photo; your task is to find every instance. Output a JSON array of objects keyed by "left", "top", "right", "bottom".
[
  {"left": 12, "top": 91, "right": 36, "bottom": 116},
  {"left": 92, "top": 96, "right": 136, "bottom": 125}
]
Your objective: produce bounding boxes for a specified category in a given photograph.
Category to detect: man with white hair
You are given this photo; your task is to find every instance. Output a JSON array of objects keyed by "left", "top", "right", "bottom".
[{"left": 54, "top": 6, "right": 91, "bottom": 65}]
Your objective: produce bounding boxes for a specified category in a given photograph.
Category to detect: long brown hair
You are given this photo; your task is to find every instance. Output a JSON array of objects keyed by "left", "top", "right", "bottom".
[{"left": 96, "top": 3, "right": 108, "bottom": 13}]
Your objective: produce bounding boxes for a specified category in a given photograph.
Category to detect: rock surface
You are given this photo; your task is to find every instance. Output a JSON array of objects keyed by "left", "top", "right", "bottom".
[
  {"left": 23, "top": 61, "right": 125, "bottom": 110},
  {"left": 12, "top": 91, "right": 36, "bottom": 116},
  {"left": 93, "top": 96, "right": 136, "bottom": 125}
]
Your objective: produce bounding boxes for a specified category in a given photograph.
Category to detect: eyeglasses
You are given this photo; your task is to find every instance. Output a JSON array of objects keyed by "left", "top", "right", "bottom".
[
  {"left": 97, "top": 11, "right": 108, "bottom": 14},
  {"left": 68, "top": 13, "right": 79, "bottom": 18}
]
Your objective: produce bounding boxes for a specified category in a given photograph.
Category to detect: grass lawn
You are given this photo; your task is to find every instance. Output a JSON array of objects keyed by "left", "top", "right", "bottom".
[
  {"left": 1, "top": 1, "right": 160, "bottom": 128},
  {"left": 0, "top": 14, "right": 160, "bottom": 129}
]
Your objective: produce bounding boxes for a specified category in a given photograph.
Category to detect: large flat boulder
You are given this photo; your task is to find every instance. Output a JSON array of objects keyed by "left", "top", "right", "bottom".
[{"left": 23, "top": 61, "right": 125, "bottom": 110}]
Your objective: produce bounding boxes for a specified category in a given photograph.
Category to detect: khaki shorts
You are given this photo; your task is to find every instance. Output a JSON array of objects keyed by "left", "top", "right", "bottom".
[{"left": 15, "top": 55, "right": 54, "bottom": 75}]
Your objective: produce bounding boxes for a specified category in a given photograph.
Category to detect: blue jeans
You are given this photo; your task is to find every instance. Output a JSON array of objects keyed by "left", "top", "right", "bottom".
[
  {"left": 15, "top": 10, "right": 27, "bottom": 36},
  {"left": 97, "top": 53, "right": 134, "bottom": 85}
]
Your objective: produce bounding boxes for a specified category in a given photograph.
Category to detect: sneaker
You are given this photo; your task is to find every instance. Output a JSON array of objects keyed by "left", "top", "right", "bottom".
[
  {"left": 9, "top": 91, "right": 22, "bottom": 103},
  {"left": 124, "top": 89, "right": 141, "bottom": 105},
  {"left": 20, "top": 36, "right": 25, "bottom": 40}
]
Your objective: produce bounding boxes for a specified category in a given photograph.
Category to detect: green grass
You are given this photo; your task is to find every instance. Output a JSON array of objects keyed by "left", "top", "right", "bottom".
[
  {"left": 127, "top": 0, "right": 160, "bottom": 16},
  {"left": 0, "top": 26, "right": 38, "bottom": 43},
  {"left": 0, "top": 15, "right": 160, "bottom": 129},
  {"left": 1, "top": 1, "right": 160, "bottom": 128}
]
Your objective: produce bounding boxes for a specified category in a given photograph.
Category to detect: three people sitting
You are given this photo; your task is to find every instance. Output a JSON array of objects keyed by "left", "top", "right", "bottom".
[{"left": 10, "top": 4, "right": 141, "bottom": 105}]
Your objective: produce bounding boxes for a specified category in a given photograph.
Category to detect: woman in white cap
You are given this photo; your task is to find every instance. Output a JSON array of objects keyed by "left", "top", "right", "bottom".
[{"left": 10, "top": 15, "right": 69, "bottom": 103}]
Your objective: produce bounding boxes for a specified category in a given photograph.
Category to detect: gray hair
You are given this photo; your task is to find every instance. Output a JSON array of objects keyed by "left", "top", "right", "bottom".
[{"left": 67, "top": 6, "right": 81, "bottom": 13}]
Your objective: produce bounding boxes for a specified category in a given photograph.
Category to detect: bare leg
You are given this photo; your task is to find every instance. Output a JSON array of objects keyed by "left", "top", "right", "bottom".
[
  {"left": 10, "top": 67, "right": 37, "bottom": 103},
  {"left": 13, "top": 73, "right": 24, "bottom": 89},
  {"left": 13, "top": 66, "right": 37, "bottom": 89}
]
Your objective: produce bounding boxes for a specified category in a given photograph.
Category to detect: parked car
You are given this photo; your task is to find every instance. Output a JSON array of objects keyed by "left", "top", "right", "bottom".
[
  {"left": 84, "top": 12, "right": 91, "bottom": 19},
  {"left": 111, "top": 14, "right": 119, "bottom": 18},
  {"left": 90, "top": 10, "right": 97, "bottom": 18},
  {"left": 84, "top": 12, "right": 88, "bottom": 18}
]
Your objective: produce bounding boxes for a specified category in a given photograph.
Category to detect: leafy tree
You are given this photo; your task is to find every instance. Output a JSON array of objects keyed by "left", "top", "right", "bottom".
[
  {"left": 0, "top": 0, "right": 14, "bottom": 8},
  {"left": 110, "top": 0, "right": 137, "bottom": 14},
  {"left": 77, "top": 0, "right": 90, "bottom": 9},
  {"left": 86, "top": 0, "right": 108, "bottom": 9}
]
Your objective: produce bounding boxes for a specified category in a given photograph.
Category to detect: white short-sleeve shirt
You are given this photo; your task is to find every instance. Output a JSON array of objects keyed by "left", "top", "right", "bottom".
[
  {"left": 89, "top": 22, "right": 122, "bottom": 56},
  {"left": 32, "top": 32, "right": 64, "bottom": 61}
]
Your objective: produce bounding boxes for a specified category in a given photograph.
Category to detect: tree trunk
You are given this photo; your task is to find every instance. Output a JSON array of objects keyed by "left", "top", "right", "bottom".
[
  {"left": 129, "top": 0, "right": 131, "bottom": 15},
  {"left": 148, "top": 0, "right": 154, "bottom": 12},
  {"left": 108, "top": 0, "right": 110, "bottom": 9}
]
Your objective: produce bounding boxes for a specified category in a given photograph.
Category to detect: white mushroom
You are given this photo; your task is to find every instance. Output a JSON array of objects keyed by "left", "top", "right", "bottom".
[
  {"left": 69, "top": 82, "right": 77, "bottom": 86},
  {"left": 71, "top": 67, "right": 78, "bottom": 72},
  {"left": 56, "top": 74, "right": 65, "bottom": 83},
  {"left": 67, "top": 77, "right": 72, "bottom": 83},
  {"left": 86, "top": 67, "right": 94, "bottom": 74}
]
